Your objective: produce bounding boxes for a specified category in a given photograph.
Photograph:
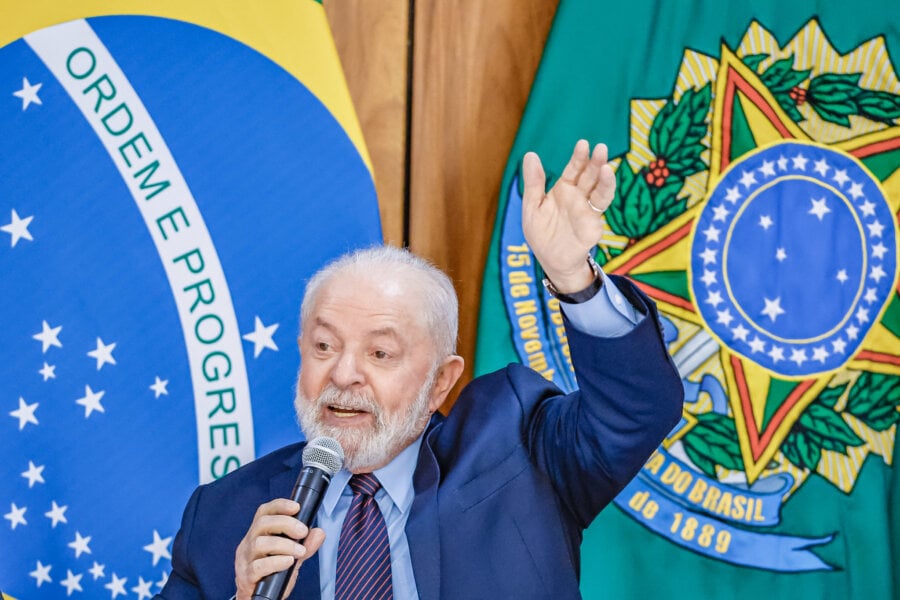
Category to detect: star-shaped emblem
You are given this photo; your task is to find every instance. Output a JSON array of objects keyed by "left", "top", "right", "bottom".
[
  {"left": 761, "top": 297, "right": 785, "bottom": 322},
  {"left": 808, "top": 197, "right": 831, "bottom": 220},
  {"left": 242, "top": 316, "right": 279, "bottom": 358},
  {"left": 1, "top": 208, "right": 34, "bottom": 247},
  {"left": 10, "top": 396, "right": 39, "bottom": 429},
  {"left": 150, "top": 376, "right": 169, "bottom": 398},
  {"left": 60, "top": 570, "right": 83, "bottom": 596},
  {"left": 133, "top": 576, "right": 155, "bottom": 600},
  {"left": 12, "top": 76, "right": 42, "bottom": 110},
  {"left": 106, "top": 573, "right": 128, "bottom": 598},
  {"left": 836, "top": 269, "right": 848, "bottom": 283},
  {"left": 89, "top": 562, "right": 106, "bottom": 580},
  {"left": 69, "top": 531, "right": 92, "bottom": 558},
  {"left": 45, "top": 500, "right": 69, "bottom": 527},
  {"left": 144, "top": 530, "right": 173, "bottom": 566},
  {"left": 33, "top": 320, "right": 63, "bottom": 353},
  {"left": 39, "top": 361, "right": 56, "bottom": 381},
  {"left": 758, "top": 214, "right": 773, "bottom": 230},
  {"left": 4, "top": 502, "right": 27, "bottom": 529},
  {"left": 29, "top": 560, "right": 53, "bottom": 587},
  {"left": 75, "top": 385, "right": 106, "bottom": 418},
  {"left": 87, "top": 337, "right": 117, "bottom": 370},
  {"left": 21, "top": 460, "right": 45, "bottom": 487}
]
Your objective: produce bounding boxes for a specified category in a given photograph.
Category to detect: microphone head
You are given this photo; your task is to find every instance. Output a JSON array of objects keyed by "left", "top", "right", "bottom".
[{"left": 302, "top": 436, "right": 344, "bottom": 476}]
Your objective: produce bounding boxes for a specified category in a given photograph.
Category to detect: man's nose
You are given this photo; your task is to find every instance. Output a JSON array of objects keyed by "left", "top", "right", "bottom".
[{"left": 330, "top": 351, "right": 364, "bottom": 388}]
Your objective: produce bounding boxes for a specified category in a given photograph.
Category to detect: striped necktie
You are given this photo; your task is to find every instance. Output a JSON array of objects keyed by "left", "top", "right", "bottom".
[{"left": 335, "top": 473, "right": 393, "bottom": 600}]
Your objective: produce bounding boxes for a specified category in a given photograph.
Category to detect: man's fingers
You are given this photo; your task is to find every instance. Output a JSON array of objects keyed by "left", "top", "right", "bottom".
[
  {"left": 249, "top": 513, "right": 308, "bottom": 542},
  {"left": 588, "top": 163, "right": 616, "bottom": 211},
  {"left": 575, "top": 143, "right": 609, "bottom": 195},
  {"left": 558, "top": 139, "right": 590, "bottom": 184},
  {"left": 304, "top": 528, "right": 326, "bottom": 555},
  {"left": 522, "top": 151, "right": 547, "bottom": 207}
]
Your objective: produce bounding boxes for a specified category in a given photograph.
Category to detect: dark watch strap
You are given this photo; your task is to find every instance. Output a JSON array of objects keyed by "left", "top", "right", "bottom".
[{"left": 542, "top": 254, "right": 603, "bottom": 304}]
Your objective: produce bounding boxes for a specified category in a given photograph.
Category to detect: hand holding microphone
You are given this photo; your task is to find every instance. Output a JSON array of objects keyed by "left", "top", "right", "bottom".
[{"left": 234, "top": 437, "right": 344, "bottom": 600}]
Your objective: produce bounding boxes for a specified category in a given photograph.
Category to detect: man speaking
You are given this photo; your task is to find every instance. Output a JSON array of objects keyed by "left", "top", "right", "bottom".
[{"left": 155, "top": 141, "right": 684, "bottom": 599}]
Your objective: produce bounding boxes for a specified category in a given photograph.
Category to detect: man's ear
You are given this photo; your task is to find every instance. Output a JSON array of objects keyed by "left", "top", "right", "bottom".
[{"left": 428, "top": 355, "right": 465, "bottom": 412}]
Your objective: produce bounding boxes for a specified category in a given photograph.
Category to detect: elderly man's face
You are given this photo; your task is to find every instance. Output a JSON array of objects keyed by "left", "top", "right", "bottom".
[{"left": 295, "top": 271, "right": 459, "bottom": 472}]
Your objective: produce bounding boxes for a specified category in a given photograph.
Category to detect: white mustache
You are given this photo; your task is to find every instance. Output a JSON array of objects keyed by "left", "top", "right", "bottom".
[{"left": 316, "top": 386, "right": 380, "bottom": 416}]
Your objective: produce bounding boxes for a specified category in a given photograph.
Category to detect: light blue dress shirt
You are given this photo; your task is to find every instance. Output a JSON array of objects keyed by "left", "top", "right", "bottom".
[{"left": 314, "top": 272, "right": 640, "bottom": 599}]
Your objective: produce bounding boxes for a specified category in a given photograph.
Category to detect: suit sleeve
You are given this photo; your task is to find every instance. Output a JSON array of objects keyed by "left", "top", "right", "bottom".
[{"left": 522, "top": 276, "right": 684, "bottom": 528}]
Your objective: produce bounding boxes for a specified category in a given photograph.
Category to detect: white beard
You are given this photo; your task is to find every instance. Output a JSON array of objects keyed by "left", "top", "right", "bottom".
[{"left": 294, "top": 371, "right": 435, "bottom": 473}]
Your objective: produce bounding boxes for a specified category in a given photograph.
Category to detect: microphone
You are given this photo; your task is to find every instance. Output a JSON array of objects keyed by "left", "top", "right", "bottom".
[{"left": 251, "top": 436, "right": 344, "bottom": 600}]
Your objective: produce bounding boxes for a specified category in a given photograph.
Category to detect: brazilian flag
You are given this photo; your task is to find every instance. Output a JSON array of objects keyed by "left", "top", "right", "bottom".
[
  {"left": 477, "top": 1, "right": 900, "bottom": 598},
  {"left": 0, "top": 1, "right": 380, "bottom": 597}
]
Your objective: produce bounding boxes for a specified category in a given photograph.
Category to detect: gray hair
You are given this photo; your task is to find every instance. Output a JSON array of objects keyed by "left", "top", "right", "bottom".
[{"left": 300, "top": 245, "right": 459, "bottom": 358}]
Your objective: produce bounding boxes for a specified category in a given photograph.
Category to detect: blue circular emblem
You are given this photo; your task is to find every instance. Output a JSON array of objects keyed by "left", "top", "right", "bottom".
[{"left": 691, "top": 141, "right": 897, "bottom": 377}]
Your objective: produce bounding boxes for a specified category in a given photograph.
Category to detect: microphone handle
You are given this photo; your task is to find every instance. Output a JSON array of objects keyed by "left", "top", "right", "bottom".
[{"left": 251, "top": 467, "right": 332, "bottom": 600}]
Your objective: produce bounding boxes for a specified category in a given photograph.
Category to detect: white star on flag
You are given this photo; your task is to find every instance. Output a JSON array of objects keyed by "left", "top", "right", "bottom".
[
  {"left": 809, "top": 197, "right": 831, "bottom": 220},
  {"left": 105, "top": 573, "right": 128, "bottom": 598},
  {"left": 859, "top": 199, "right": 875, "bottom": 217},
  {"left": 864, "top": 288, "right": 878, "bottom": 303},
  {"left": 789, "top": 348, "right": 808, "bottom": 366},
  {"left": 748, "top": 336, "right": 766, "bottom": 353},
  {"left": 758, "top": 160, "right": 776, "bottom": 177},
  {"left": 791, "top": 153, "right": 809, "bottom": 170},
  {"left": 33, "top": 320, "right": 63, "bottom": 353},
  {"left": 846, "top": 324, "right": 860, "bottom": 340},
  {"left": 10, "top": 396, "right": 39, "bottom": 429},
  {"left": 22, "top": 460, "right": 45, "bottom": 487},
  {"left": 69, "top": 531, "right": 92, "bottom": 558},
  {"left": 700, "top": 248, "right": 717, "bottom": 265},
  {"left": 758, "top": 215, "right": 773, "bottom": 230},
  {"left": 712, "top": 204, "right": 730, "bottom": 221},
  {"left": 76, "top": 385, "right": 106, "bottom": 418},
  {"left": 702, "top": 224, "right": 721, "bottom": 242},
  {"left": 775, "top": 248, "right": 787, "bottom": 261},
  {"left": 866, "top": 220, "right": 885, "bottom": 238},
  {"left": 30, "top": 560, "right": 53, "bottom": 587},
  {"left": 89, "top": 562, "right": 106, "bottom": 580},
  {"left": 716, "top": 308, "right": 734, "bottom": 326},
  {"left": 61, "top": 570, "right": 83, "bottom": 596},
  {"left": 836, "top": 269, "right": 848, "bottom": 283},
  {"left": 4, "top": 502, "right": 27, "bottom": 529},
  {"left": 731, "top": 323, "right": 750, "bottom": 341},
  {"left": 768, "top": 345, "right": 785, "bottom": 363},
  {"left": 872, "top": 242, "right": 887, "bottom": 259},
  {"left": 832, "top": 168, "right": 850, "bottom": 186},
  {"left": 847, "top": 181, "right": 864, "bottom": 200},
  {"left": 144, "top": 530, "right": 173, "bottom": 566},
  {"left": 87, "top": 337, "right": 117, "bottom": 370},
  {"left": 45, "top": 500, "right": 69, "bottom": 527},
  {"left": 705, "top": 291, "right": 723, "bottom": 307},
  {"left": 150, "top": 376, "right": 169, "bottom": 398},
  {"left": 869, "top": 264, "right": 887, "bottom": 283},
  {"left": 761, "top": 297, "right": 785, "bottom": 322},
  {"left": 813, "top": 157, "right": 829, "bottom": 176},
  {"left": 157, "top": 571, "right": 169, "bottom": 590},
  {"left": 242, "top": 316, "right": 279, "bottom": 358},
  {"left": 812, "top": 346, "right": 830, "bottom": 363},
  {"left": 777, "top": 155, "right": 789, "bottom": 170},
  {"left": 724, "top": 186, "right": 741, "bottom": 203},
  {"left": 1, "top": 208, "right": 34, "bottom": 247},
  {"left": 855, "top": 306, "right": 870, "bottom": 324},
  {"left": 832, "top": 338, "right": 847, "bottom": 354},
  {"left": 133, "top": 576, "right": 155, "bottom": 600},
  {"left": 700, "top": 269, "right": 717, "bottom": 286},
  {"left": 39, "top": 361, "right": 57, "bottom": 381},
  {"left": 739, "top": 169, "right": 757, "bottom": 188},
  {"left": 12, "top": 76, "right": 42, "bottom": 110}
]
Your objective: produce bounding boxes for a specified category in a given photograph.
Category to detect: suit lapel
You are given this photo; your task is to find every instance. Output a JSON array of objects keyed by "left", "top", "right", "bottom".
[
  {"left": 271, "top": 446, "right": 322, "bottom": 600},
  {"left": 405, "top": 422, "right": 442, "bottom": 600}
]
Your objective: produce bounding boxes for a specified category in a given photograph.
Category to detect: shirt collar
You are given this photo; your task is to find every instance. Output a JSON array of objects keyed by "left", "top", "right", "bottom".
[{"left": 320, "top": 432, "right": 424, "bottom": 518}]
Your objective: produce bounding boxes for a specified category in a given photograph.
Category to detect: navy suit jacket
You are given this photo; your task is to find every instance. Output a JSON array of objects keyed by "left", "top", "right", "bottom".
[{"left": 157, "top": 279, "right": 683, "bottom": 599}]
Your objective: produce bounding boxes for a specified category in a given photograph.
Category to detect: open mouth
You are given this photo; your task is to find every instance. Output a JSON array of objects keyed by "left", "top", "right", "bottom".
[{"left": 327, "top": 404, "right": 370, "bottom": 418}]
